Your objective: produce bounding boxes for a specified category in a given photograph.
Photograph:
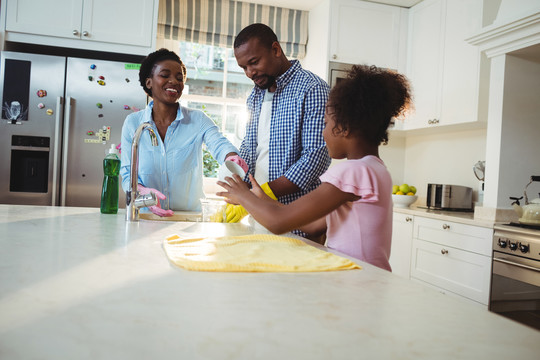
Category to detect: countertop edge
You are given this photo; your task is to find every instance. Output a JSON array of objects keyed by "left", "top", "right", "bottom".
[{"left": 393, "top": 206, "right": 496, "bottom": 228}]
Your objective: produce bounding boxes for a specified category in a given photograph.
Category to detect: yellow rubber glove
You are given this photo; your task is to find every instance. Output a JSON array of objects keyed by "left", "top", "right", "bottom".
[
  {"left": 260, "top": 182, "right": 278, "bottom": 200},
  {"left": 225, "top": 204, "right": 249, "bottom": 223},
  {"left": 225, "top": 182, "right": 277, "bottom": 223}
]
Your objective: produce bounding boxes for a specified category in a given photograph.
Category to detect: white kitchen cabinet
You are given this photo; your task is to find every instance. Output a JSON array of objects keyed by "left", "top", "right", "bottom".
[
  {"left": 410, "top": 216, "right": 493, "bottom": 305},
  {"left": 329, "top": 0, "right": 406, "bottom": 71},
  {"left": 390, "top": 212, "right": 414, "bottom": 278},
  {"left": 403, "top": 0, "right": 485, "bottom": 130},
  {"left": 4, "top": 0, "right": 157, "bottom": 55}
]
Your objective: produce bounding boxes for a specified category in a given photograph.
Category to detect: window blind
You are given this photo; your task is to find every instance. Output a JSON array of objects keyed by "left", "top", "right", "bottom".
[{"left": 157, "top": 0, "right": 309, "bottom": 59}]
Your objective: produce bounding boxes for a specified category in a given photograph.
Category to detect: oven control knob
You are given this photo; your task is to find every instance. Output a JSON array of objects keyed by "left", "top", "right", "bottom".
[
  {"left": 518, "top": 242, "right": 529, "bottom": 253},
  {"left": 497, "top": 238, "right": 507, "bottom": 248},
  {"left": 509, "top": 241, "right": 518, "bottom": 251}
]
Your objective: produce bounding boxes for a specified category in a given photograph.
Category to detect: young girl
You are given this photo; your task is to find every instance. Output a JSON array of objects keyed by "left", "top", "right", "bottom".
[{"left": 217, "top": 65, "right": 412, "bottom": 271}]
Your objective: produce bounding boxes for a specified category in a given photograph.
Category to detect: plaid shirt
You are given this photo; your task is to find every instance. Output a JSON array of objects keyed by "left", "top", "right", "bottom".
[{"left": 239, "top": 60, "right": 331, "bottom": 205}]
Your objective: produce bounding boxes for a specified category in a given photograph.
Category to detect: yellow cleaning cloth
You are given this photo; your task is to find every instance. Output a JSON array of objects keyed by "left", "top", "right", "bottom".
[{"left": 163, "top": 234, "right": 361, "bottom": 272}]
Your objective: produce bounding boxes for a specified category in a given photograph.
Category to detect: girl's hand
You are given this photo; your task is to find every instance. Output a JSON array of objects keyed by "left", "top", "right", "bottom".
[
  {"left": 248, "top": 174, "right": 267, "bottom": 200},
  {"left": 216, "top": 174, "right": 251, "bottom": 204},
  {"left": 248, "top": 174, "right": 277, "bottom": 203}
]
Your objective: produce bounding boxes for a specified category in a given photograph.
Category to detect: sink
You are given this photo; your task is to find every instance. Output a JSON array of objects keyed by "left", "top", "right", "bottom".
[{"left": 139, "top": 211, "right": 201, "bottom": 222}]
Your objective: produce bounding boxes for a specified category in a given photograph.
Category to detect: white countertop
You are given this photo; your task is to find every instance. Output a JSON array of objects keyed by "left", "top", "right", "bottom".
[{"left": 0, "top": 205, "right": 538, "bottom": 359}]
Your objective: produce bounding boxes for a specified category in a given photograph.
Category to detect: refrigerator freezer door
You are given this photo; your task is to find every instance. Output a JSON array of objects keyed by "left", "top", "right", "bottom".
[
  {"left": 63, "top": 58, "right": 147, "bottom": 207},
  {"left": 0, "top": 52, "right": 66, "bottom": 205}
]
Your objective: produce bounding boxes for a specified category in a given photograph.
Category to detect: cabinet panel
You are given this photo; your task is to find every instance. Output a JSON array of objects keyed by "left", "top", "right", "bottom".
[
  {"left": 4, "top": 0, "right": 157, "bottom": 55},
  {"left": 330, "top": 0, "right": 402, "bottom": 69},
  {"left": 81, "top": 0, "right": 155, "bottom": 47},
  {"left": 6, "top": 0, "right": 83, "bottom": 39},
  {"left": 414, "top": 216, "right": 493, "bottom": 256},
  {"left": 411, "top": 239, "right": 491, "bottom": 304},
  {"left": 403, "top": 0, "right": 485, "bottom": 131},
  {"left": 440, "top": 0, "right": 482, "bottom": 125},
  {"left": 405, "top": 0, "right": 444, "bottom": 129},
  {"left": 390, "top": 212, "right": 414, "bottom": 278}
]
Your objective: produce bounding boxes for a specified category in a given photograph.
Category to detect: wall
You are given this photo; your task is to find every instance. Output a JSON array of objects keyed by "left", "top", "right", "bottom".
[
  {"left": 301, "top": 0, "right": 330, "bottom": 79},
  {"left": 398, "top": 128, "right": 487, "bottom": 204},
  {"left": 497, "top": 52, "right": 540, "bottom": 205}
]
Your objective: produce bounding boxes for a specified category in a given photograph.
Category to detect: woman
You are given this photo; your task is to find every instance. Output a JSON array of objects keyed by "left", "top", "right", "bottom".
[{"left": 121, "top": 48, "right": 247, "bottom": 215}]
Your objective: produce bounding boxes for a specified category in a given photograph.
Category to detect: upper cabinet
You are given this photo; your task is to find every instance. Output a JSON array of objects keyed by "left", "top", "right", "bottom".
[
  {"left": 329, "top": 0, "right": 407, "bottom": 71},
  {"left": 4, "top": 0, "right": 158, "bottom": 55},
  {"left": 399, "top": 0, "right": 487, "bottom": 131}
]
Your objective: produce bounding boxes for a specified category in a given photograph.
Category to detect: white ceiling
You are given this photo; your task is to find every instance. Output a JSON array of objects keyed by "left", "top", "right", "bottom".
[{"left": 244, "top": 0, "right": 423, "bottom": 11}]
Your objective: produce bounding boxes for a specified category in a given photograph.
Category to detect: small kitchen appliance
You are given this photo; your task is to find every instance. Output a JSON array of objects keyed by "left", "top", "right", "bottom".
[
  {"left": 426, "top": 184, "right": 473, "bottom": 210},
  {"left": 510, "top": 176, "right": 540, "bottom": 225}
]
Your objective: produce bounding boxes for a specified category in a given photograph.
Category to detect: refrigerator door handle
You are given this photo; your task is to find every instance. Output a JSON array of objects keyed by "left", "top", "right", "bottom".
[
  {"left": 61, "top": 97, "right": 73, "bottom": 206},
  {"left": 52, "top": 96, "right": 64, "bottom": 206}
]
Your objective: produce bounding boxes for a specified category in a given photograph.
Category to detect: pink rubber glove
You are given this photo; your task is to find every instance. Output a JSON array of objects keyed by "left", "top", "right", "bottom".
[
  {"left": 137, "top": 185, "right": 174, "bottom": 217},
  {"left": 225, "top": 155, "right": 249, "bottom": 174}
]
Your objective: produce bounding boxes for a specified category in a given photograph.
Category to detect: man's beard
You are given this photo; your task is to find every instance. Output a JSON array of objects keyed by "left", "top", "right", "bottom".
[{"left": 254, "top": 75, "right": 275, "bottom": 90}]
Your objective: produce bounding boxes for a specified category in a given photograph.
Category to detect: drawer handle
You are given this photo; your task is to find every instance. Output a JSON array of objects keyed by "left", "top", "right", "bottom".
[
  {"left": 441, "top": 249, "right": 449, "bottom": 255},
  {"left": 406, "top": 217, "right": 412, "bottom": 222},
  {"left": 73, "top": 30, "right": 79, "bottom": 36},
  {"left": 442, "top": 224, "right": 450, "bottom": 230}
]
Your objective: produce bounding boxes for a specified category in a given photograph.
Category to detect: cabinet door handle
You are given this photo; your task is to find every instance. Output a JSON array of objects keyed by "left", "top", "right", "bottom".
[
  {"left": 73, "top": 30, "right": 79, "bottom": 36},
  {"left": 406, "top": 217, "right": 412, "bottom": 222},
  {"left": 82, "top": 31, "right": 89, "bottom": 37},
  {"left": 428, "top": 119, "right": 433, "bottom": 124},
  {"left": 332, "top": 54, "right": 337, "bottom": 60},
  {"left": 441, "top": 249, "right": 449, "bottom": 255},
  {"left": 442, "top": 224, "right": 450, "bottom": 230}
]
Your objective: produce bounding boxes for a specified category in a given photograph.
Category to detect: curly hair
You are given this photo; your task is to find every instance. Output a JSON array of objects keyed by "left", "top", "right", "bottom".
[
  {"left": 328, "top": 65, "right": 412, "bottom": 146},
  {"left": 233, "top": 23, "right": 278, "bottom": 50},
  {"left": 139, "top": 48, "right": 186, "bottom": 97}
]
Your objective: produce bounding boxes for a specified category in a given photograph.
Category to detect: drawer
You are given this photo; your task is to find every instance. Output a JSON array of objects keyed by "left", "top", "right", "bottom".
[
  {"left": 413, "top": 217, "right": 492, "bottom": 256},
  {"left": 411, "top": 239, "right": 491, "bottom": 305}
]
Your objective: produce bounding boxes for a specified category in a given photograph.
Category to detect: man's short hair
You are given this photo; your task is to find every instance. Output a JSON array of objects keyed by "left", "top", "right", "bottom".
[{"left": 234, "top": 23, "right": 278, "bottom": 49}]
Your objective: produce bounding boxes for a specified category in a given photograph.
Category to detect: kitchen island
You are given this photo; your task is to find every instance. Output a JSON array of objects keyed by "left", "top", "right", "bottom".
[{"left": 0, "top": 205, "right": 538, "bottom": 359}]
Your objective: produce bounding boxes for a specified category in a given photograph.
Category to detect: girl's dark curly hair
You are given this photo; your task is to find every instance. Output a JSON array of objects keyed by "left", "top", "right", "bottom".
[
  {"left": 328, "top": 65, "right": 412, "bottom": 146},
  {"left": 139, "top": 48, "right": 186, "bottom": 97}
]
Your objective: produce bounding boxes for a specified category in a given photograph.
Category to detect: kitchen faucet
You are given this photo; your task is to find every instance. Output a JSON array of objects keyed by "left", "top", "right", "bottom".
[{"left": 126, "top": 122, "right": 159, "bottom": 221}]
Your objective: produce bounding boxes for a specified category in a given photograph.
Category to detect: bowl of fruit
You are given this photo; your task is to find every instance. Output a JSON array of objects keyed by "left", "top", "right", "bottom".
[{"left": 392, "top": 183, "right": 418, "bottom": 208}]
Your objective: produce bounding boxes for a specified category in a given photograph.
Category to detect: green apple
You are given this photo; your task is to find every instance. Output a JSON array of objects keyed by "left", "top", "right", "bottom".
[
  {"left": 392, "top": 185, "right": 399, "bottom": 194},
  {"left": 399, "top": 183, "right": 410, "bottom": 194},
  {"left": 410, "top": 186, "right": 417, "bottom": 194}
]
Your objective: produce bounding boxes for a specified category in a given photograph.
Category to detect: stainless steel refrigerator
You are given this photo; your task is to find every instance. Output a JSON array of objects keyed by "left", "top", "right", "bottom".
[{"left": 0, "top": 51, "right": 147, "bottom": 207}]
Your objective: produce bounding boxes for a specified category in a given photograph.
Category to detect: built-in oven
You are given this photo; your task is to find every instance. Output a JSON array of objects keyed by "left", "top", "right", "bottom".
[
  {"left": 490, "top": 223, "right": 540, "bottom": 330},
  {"left": 328, "top": 61, "right": 353, "bottom": 88}
]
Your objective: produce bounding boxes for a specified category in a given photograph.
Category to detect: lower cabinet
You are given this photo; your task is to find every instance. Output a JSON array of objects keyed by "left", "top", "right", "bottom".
[
  {"left": 409, "top": 216, "right": 493, "bottom": 305},
  {"left": 390, "top": 212, "right": 414, "bottom": 278}
]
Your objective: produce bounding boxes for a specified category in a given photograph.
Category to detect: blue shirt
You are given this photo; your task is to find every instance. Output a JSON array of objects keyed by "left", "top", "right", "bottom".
[
  {"left": 239, "top": 60, "right": 331, "bottom": 205},
  {"left": 120, "top": 101, "right": 238, "bottom": 211}
]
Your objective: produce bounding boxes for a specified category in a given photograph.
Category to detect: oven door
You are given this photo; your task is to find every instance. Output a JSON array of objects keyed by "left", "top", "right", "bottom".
[{"left": 490, "top": 251, "right": 540, "bottom": 330}]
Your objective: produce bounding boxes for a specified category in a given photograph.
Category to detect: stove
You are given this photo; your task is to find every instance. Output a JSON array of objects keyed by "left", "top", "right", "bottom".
[{"left": 489, "top": 223, "right": 540, "bottom": 330}]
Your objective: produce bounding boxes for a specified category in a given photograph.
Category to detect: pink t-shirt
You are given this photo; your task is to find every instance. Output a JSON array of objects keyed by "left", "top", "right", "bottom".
[{"left": 319, "top": 156, "right": 393, "bottom": 271}]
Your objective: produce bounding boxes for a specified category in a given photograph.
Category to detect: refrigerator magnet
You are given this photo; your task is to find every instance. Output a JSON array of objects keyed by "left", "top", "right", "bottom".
[
  {"left": 46, "top": 109, "right": 53, "bottom": 115},
  {"left": 36, "top": 90, "right": 47, "bottom": 97},
  {"left": 37, "top": 103, "right": 45, "bottom": 109},
  {"left": 97, "top": 80, "right": 106, "bottom": 86},
  {"left": 96, "top": 103, "right": 103, "bottom": 108}
]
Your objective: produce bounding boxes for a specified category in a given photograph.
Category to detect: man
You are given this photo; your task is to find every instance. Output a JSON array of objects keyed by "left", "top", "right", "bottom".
[{"left": 226, "top": 23, "right": 331, "bottom": 236}]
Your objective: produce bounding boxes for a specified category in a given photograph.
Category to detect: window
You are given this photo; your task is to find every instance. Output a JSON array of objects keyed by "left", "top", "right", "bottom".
[{"left": 178, "top": 41, "right": 251, "bottom": 149}]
